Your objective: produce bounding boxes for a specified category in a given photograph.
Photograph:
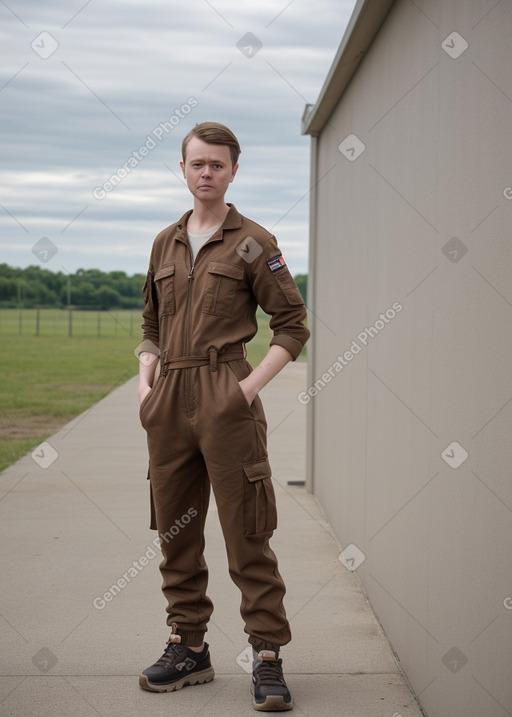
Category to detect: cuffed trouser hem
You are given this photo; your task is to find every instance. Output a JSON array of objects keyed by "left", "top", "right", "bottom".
[
  {"left": 168, "top": 624, "right": 206, "bottom": 647},
  {"left": 249, "top": 637, "right": 287, "bottom": 654}
]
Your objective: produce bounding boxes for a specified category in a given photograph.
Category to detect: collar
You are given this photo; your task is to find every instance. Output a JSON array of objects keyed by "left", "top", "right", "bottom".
[{"left": 175, "top": 204, "right": 243, "bottom": 237}]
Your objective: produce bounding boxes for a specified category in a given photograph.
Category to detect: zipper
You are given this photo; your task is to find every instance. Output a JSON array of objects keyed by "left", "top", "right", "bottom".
[
  {"left": 182, "top": 232, "right": 220, "bottom": 416},
  {"left": 183, "top": 232, "right": 220, "bottom": 354},
  {"left": 183, "top": 246, "right": 195, "bottom": 357},
  {"left": 183, "top": 247, "right": 195, "bottom": 417}
]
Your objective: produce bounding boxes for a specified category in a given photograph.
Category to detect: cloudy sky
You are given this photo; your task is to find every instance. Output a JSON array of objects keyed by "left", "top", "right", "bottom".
[{"left": 1, "top": 0, "right": 357, "bottom": 277}]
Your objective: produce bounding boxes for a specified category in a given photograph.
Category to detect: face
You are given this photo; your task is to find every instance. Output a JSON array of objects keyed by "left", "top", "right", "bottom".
[{"left": 180, "top": 136, "right": 238, "bottom": 203}]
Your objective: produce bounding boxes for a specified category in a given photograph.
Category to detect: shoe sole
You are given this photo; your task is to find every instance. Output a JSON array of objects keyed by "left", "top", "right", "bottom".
[
  {"left": 251, "top": 684, "right": 293, "bottom": 711},
  {"left": 139, "top": 666, "right": 215, "bottom": 693}
]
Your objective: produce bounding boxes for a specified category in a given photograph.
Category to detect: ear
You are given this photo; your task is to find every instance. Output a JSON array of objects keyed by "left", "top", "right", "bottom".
[
  {"left": 229, "top": 163, "right": 239, "bottom": 183},
  {"left": 180, "top": 160, "right": 186, "bottom": 178}
]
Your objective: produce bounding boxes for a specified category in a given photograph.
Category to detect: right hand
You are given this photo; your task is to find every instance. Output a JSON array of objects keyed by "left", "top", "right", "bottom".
[{"left": 138, "top": 383, "right": 152, "bottom": 405}]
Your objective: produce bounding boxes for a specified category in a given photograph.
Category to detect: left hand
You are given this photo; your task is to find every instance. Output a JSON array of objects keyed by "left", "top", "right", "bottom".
[
  {"left": 238, "top": 377, "right": 258, "bottom": 407},
  {"left": 236, "top": 346, "right": 293, "bottom": 407}
]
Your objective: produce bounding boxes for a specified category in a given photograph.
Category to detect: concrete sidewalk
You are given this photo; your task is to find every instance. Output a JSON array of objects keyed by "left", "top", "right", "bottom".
[{"left": 0, "top": 362, "right": 422, "bottom": 716}]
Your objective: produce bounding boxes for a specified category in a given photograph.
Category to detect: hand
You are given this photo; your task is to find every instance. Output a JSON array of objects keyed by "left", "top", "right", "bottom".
[
  {"left": 138, "top": 383, "right": 152, "bottom": 405},
  {"left": 235, "top": 345, "right": 291, "bottom": 407},
  {"left": 238, "top": 377, "right": 258, "bottom": 407}
]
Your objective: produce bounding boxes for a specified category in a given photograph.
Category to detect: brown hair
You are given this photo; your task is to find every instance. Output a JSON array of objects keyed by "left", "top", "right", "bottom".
[{"left": 181, "top": 122, "right": 241, "bottom": 168}]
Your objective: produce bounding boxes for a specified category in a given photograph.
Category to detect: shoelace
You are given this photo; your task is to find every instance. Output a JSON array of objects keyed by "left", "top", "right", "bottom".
[
  {"left": 156, "top": 643, "right": 188, "bottom": 668},
  {"left": 253, "top": 659, "right": 286, "bottom": 686}
]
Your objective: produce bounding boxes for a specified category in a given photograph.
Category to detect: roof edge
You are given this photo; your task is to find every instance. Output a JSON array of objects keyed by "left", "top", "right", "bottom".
[{"left": 302, "top": 0, "right": 396, "bottom": 136}]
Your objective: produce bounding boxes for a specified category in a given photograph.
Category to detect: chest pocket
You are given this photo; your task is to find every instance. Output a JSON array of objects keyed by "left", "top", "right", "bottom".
[
  {"left": 202, "top": 262, "right": 244, "bottom": 318},
  {"left": 154, "top": 264, "right": 176, "bottom": 316}
]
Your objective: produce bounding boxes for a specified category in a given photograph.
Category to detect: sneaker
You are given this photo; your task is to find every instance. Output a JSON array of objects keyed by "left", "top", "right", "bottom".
[
  {"left": 139, "top": 640, "right": 214, "bottom": 693},
  {"left": 251, "top": 650, "right": 293, "bottom": 711}
]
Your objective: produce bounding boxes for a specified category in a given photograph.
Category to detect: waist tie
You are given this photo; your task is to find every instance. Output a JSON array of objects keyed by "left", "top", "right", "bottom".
[{"left": 160, "top": 345, "right": 246, "bottom": 376}]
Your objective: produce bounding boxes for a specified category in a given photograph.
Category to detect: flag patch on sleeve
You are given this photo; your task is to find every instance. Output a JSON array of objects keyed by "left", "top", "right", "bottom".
[{"left": 267, "top": 255, "right": 286, "bottom": 273}]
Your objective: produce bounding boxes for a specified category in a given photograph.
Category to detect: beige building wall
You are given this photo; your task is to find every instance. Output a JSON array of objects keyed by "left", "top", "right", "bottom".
[{"left": 304, "top": 1, "right": 512, "bottom": 715}]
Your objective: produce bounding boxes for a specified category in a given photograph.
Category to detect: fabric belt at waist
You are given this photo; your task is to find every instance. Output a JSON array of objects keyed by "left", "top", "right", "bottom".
[{"left": 160, "top": 345, "right": 246, "bottom": 375}]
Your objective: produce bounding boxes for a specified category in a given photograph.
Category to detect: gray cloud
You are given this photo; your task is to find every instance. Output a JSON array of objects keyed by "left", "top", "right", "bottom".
[{"left": 1, "top": 0, "right": 356, "bottom": 275}]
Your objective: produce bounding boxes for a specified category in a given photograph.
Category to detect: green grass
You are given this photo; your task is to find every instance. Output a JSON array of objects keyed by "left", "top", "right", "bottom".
[
  {"left": 0, "top": 308, "right": 304, "bottom": 473},
  {"left": 0, "top": 333, "right": 138, "bottom": 473}
]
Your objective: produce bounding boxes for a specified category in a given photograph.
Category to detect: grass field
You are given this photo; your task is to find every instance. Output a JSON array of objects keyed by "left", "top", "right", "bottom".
[{"left": 0, "top": 308, "right": 302, "bottom": 473}]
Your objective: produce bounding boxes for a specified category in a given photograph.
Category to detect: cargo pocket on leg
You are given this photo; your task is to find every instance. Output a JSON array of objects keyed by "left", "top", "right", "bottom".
[{"left": 243, "top": 458, "right": 277, "bottom": 536}]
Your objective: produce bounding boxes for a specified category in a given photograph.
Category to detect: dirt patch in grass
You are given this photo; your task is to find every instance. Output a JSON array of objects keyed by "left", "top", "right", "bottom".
[{"left": 0, "top": 413, "right": 73, "bottom": 440}]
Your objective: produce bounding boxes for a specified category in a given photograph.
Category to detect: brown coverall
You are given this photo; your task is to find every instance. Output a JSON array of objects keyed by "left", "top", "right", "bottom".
[{"left": 139, "top": 203, "right": 309, "bottom": 652}]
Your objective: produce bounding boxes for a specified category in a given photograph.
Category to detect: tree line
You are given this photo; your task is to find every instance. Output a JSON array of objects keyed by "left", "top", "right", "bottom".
[
  {"left": 0, "top": 264, "right": 146, "bottom": 310},
  {"left": 0, "top": 264, "right": 307, "bottom": 310}
]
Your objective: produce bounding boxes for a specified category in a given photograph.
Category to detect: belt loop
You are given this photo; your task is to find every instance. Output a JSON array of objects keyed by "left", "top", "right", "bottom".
[
  {"left": 160, "top": 349, "right": 169, "bottom": 377},
  {"left": 208, "top": 345, "right": 218, "bottom": 372}
]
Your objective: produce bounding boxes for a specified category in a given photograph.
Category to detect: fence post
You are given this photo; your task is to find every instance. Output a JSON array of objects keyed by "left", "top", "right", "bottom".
[{"left": 68, "top": 309, "right": 72, "bottom": 338}]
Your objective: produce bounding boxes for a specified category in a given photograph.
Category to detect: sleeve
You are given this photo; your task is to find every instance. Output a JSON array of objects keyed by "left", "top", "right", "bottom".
[
  {"left": 248, "top": 235, "right": 310, "bottom": 360},
  {"left": 140, "top": 267, "right": 160, "bottom": 355}
]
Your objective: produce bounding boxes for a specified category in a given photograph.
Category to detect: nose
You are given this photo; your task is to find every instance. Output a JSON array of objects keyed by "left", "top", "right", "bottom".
[{"left": 201, "top": 165, "right": 211, "bottom": 177}]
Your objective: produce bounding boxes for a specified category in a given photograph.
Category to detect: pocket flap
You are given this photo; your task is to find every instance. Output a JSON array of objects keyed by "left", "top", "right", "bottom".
[
  {"left": 274, "top": 270, "right": 304, "bottom": 305},
  {"left": 243, "top": 458, "right": 272, "bottom": 483},
  {"left": 207, "top": 262, "right": 244, "bottom": 280},
  {"left": 154, "top": 263, "right": 175, "bottom": 281}
]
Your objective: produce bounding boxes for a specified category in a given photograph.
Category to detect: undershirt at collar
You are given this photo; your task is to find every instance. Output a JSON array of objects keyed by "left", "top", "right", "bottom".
[{"left": 187, "top": 223, "right": 222, "bottom": 261}]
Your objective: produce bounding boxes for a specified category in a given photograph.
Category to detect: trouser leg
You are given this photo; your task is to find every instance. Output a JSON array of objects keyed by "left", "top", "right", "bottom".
[
  {"left": 197, "top": 360, "right": 292, "bottom": 651},
  {"left": 140, "top": 371, "right": 212, "bottom": 647}
]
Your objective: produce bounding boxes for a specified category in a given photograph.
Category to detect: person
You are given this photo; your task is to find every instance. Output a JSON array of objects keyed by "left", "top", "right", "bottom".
[{"left": 137, "top": 121, "right": 309, "bottom": 712}]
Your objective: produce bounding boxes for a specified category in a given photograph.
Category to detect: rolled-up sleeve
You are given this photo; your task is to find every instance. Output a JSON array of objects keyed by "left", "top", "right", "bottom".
[{"left": 140, "top": 268, "right": 160, "bottom": 354}]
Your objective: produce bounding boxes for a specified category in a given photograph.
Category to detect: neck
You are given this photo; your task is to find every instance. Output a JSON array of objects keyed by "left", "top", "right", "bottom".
[{"left": 189, "top": 200, "right": 230, "bottom": 231}]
